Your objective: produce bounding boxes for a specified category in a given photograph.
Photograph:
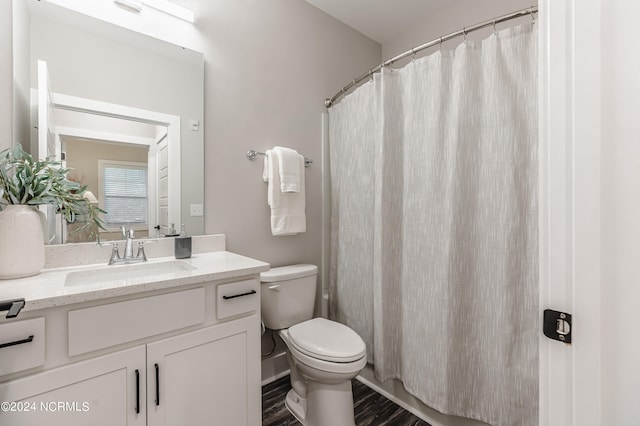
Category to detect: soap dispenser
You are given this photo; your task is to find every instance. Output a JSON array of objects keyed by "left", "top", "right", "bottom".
[
  {"left": 165, "top": 223, "right": 179, "bottom": 237},
  {"left": 174, "top": 224, "right": 192, "bottom": 259}
]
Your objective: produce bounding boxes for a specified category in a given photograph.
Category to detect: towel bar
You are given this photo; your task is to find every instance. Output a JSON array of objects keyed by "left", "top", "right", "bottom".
[{"left": 247, "top": 149, "right": 313, "bottom": 167}]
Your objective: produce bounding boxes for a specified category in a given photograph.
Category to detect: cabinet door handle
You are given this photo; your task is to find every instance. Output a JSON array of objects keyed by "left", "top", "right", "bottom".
[
  {"left": 155, "top": 363, "right": 160, "bottom": 406},
  {"left": 0, "top": 334, "right": 34, "bottom": 349},
  {"left": 222, "top": 289, "right": 256, "bottom": 300},
  {"left": 135, "top": 369, "right": 140, "bottom": 414}
]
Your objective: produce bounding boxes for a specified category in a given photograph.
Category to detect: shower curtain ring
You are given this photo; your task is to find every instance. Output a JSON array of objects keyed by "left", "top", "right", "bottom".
[
  {"left": 411, "top": 48, "right": 416, "bottom": 62},
  {"left": 493, "top": 19, "right": 497, "bottom": 34},
  {"left": 529, "top": 7, "right": 536, "bottom": 24},
  {"left": 462, "top": 27, "right": 467, "bottom": 42}
]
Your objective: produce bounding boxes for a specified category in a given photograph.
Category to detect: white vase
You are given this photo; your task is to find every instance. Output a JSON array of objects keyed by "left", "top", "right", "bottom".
[{"left": 0, "top": 205, "right": 45, "bottom": 279}]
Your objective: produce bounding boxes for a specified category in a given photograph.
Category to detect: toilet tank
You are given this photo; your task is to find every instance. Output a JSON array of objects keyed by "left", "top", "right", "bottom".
[{"left": 260, "top": 264, "right": 318, "bottom": 330}]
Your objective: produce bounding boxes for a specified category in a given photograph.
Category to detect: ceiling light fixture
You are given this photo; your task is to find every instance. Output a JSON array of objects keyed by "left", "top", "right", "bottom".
[
  {"left": 113, "top": 0, "right": 143, "bottom": 13},
  {"left": 142, "top": 0, "right": 195, "bottom": 23}
]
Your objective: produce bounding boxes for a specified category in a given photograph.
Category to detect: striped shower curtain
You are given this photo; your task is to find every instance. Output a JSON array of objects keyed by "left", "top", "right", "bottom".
[{"left": 328, "top": 23, "right": 538, "bottom": 426}]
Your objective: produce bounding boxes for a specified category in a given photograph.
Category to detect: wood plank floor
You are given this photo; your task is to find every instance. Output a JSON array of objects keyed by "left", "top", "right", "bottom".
[{"left": 262, "top": 376, "right": 431, "bottom": 426}]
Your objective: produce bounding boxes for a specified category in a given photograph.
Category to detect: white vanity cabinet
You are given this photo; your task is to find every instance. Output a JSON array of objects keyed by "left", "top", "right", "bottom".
[
  {"left": 0, "top": 345, "right": 146, "bottom": 425},
  {"left": 0, "top": 274, "right": 262, "bottom": 426},
  {"left": 147, "top": 315, "right": 259, "bottom": 426}
]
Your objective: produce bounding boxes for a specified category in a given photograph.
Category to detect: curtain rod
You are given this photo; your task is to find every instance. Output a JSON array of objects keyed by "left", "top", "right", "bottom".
[{"left": 324, "top": 5, "right": 538, "bottom": 108}]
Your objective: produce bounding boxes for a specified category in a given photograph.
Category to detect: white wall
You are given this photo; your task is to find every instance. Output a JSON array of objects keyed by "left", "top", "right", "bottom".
[
  {"left": 601, "top": 1, "right": 640, "bottom": 424},
  {"left": 199, "top": 1, "right": 380, "bottom": 278}
]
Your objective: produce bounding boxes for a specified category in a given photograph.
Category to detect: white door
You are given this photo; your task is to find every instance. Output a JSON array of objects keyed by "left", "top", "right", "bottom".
[
  {"left": 36, "top": 60, "right": 59, "bottom": 244},
  {"left": 0, "top": 346, "right": 146, "bottom": 426},
  {"left": 146, "top": 316, "right": 261, "bottom": 426},
  {"left": 155, "top": 133, "right": 170, "bottom": 235},
  {"left": 539, "top": 1, "right": 602, "bottom": 425},
  {"left": 146, "top": 131, "right": 163, "bottom": 237},
  {"left": 36, "top": 61, "right": 56, "bottom": 163}
]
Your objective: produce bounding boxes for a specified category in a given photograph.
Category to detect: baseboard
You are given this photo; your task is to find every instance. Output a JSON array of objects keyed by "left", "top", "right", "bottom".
[
  {"left": 356, "top": 366, "right": 488, "bottom": 426},
  {"left": 261, "top": 350, "right": 290, "bottom": 386}
]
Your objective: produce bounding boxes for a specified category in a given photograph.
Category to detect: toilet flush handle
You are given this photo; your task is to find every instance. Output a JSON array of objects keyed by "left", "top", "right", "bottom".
[{"left": 268, "top": 285, "right": 281, "bottom": 291}]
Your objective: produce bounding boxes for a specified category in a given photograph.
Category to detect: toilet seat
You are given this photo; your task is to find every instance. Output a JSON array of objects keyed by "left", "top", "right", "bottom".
[
  {"left": 287, "top": 318, "right": 366, "bottom": 363},
  {"left": 287, "top": 338, "right": 367, "bottom": 375}
]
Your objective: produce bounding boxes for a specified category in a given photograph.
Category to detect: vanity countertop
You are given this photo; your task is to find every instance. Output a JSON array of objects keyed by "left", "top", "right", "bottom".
[{"left": 0, "top": 251, "right": 270, "bottom": 312}]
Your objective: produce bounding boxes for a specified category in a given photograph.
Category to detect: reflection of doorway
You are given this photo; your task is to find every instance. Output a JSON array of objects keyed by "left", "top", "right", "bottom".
[
  {"left": 33, "top": 88, "right": 181, "bottom": 243},
  {"left": 62, "top": 137, "right": 151, "bottom": 242}
]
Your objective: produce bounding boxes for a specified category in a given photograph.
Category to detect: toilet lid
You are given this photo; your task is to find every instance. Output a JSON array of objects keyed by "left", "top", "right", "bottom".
[{"left": 287, "top": 318, "right": 366, "bottom": 363}]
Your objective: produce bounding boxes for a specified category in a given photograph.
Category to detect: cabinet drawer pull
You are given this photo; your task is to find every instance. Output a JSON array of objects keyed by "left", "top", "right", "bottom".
[
  {"left": 155, "top": 363, "right": 160, "bottom": 406},
  {"left": 135, "top": 369, "right": 140, "bottom": 414},
  {"left": 0, "top": 334, "right": 34, "bottom": 349},
  {"left": 222, "top": 290, "right": 256, "bottom": 300}
]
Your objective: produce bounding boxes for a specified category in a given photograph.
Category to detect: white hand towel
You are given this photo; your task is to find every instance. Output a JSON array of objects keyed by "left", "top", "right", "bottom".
[
  {"left": 263, "top": 154, "right": 272, "bottom": 207},
  {"left": 273, "top": 146, "right": 301, "bottom": 193},
  {"left": 264, "top": 150, "right": 306, "bottom": 236}
]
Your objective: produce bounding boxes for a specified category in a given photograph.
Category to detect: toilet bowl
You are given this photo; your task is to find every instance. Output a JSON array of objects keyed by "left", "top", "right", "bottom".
[{"left": 260, "top": 265, "right": 366, "bottom": 426}]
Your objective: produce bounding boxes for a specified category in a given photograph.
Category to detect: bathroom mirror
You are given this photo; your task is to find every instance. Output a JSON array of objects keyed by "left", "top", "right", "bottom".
[{"left": 12, "top": 0, "right": 205, "bottom": 242}]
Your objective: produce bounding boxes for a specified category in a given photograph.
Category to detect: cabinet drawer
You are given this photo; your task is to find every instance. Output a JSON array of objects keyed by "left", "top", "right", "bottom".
[
  {"left": 69, "top": 287, "right": 205, "bottom": 356},
  {"left": 216, "top": 279, "right": 258, "bottom": 319},
  {"left": 0, "top": 317, "right": 45, "bottom": 376}
]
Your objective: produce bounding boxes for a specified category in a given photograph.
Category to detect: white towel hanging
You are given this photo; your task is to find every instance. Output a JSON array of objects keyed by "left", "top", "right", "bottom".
[
  {"left": 273, "top": 146, "right": 302, "bottom": 193},
  {"left": 263, "top": 150, "right": 306, "bottom": 235}
]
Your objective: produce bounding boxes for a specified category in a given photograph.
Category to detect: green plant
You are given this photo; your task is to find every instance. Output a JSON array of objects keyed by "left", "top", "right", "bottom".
[{"left": 0, "top": 144, "right": 106, "bottom": 241}]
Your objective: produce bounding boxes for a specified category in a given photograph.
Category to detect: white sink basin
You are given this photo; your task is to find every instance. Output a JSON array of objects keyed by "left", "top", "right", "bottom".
[{"left": 65, "top": 260, "right": 196, "bottom": 287}]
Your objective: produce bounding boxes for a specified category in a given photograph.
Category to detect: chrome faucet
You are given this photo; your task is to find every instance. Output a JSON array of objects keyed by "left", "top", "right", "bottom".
[
  {"left": 106, "top": 227, "right": 151, "bottom": 265},
  {"left": 122, "top": 227, "right": 135, "bottom": 259}
]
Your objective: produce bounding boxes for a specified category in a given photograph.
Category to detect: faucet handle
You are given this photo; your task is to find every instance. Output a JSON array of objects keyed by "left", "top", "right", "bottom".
[
  {"left": 99, "top": 241, "right": 119, "bottom": 249},
  {"left": 136, "top": 240, "right": 155, "bottom": 261},
  {"left": 99, "top": 242, "right": 121, "bottom": 265}
]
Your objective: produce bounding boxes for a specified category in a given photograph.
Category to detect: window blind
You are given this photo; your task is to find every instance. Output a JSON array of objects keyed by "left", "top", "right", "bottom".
[{"left": 103, "top": 165, "right": 148, "bottom": 226}]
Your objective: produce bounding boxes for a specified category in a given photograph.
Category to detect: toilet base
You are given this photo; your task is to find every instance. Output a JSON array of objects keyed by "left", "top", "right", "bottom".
[
  {"left": 284, "top": 388, "right": 307, "bottom": 424},
  {"left": 284, "top": 379, "right": 356, "bottom": 426}
]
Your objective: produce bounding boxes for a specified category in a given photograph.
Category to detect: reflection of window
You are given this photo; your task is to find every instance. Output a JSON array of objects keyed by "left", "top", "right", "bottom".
[{"left": 99, "top": 160, "right": 148, "bottom": 227}]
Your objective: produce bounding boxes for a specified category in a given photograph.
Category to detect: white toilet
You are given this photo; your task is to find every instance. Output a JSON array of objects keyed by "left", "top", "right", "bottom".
[{"left": 260, "top": 264, "right": 366, "bottom": 426}]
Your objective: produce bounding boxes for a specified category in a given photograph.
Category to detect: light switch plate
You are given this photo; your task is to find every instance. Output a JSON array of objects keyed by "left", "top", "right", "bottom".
[{"left": 190, "top": 204, "right": 204, "bottom": 216}]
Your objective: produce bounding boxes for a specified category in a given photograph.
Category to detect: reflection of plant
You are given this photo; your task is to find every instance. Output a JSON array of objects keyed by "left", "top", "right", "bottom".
[{"left": 0, "top": 144, "right": 106, "bottom": 241}]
